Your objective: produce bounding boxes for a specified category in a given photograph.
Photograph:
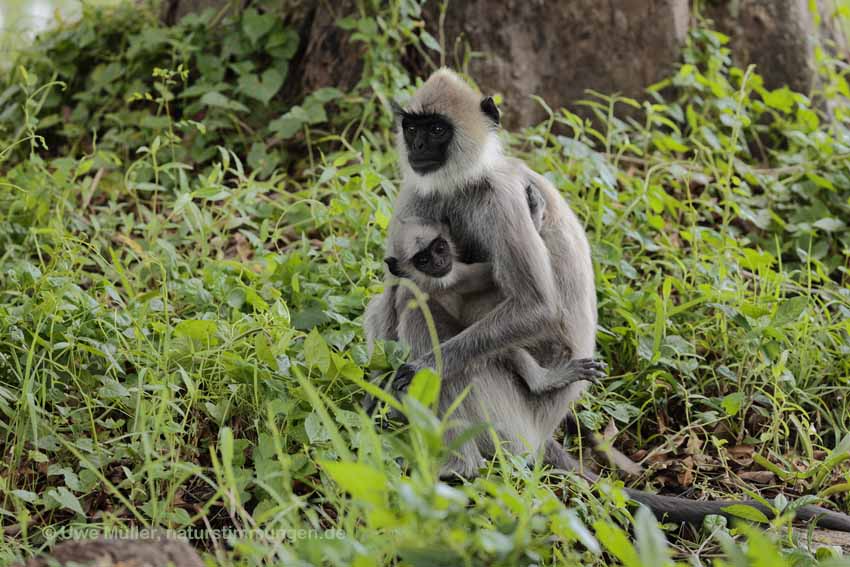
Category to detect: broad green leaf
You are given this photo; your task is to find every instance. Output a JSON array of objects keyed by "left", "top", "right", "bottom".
[
  {"left": 268, "top": 106, "right": 309, "bottom": 138},
  {"left": 807, "top": 172, "right": 835, "bottom": 191},
  {"left": 304, "top": 101, "right": 327, "bottom": 124},
  {"left": 266, "top": 28, "right": 299, "bottom": 59},
  {"left": 721, "top": 392, "right": 745, "bottom": 416},
  {"left": 255, "top": 333, "right": 277, "bottom": 368},
  {"left": 242, "top": 8, "right": 275, "bottom": 45},
  {"left": 722, "top": 504, "right": 770, "bottom": 523},
  {"left": 375, "top": 209, "right": 390, "bottom": 230},
  {"left": 797, "top": 107, "right": 820, "bottom": 129},
  {"left": 238, "top": 68, "right": 284, "bottom": 104},
  {"left": 321, "top": 461, "right": 388, "bottom": 506},
  {"left": 593, "top": 521, "right": 641, "bottom": 567},
  {"left": 174, "top": 319, "right": 218, "bottom": 341},
  {"left": 12, "top": 489, "right": 38, "bottom": 503},
  {"left": 635, "top": 507, "right": 672, "bottom": 566},
  {"left": 551, "top": 510, "right": 600, "bottom": 554},
  {"left": 219, "top": 426, "right": 234, "bottom": 471},
  {"left": 477, "top": 530, "right": 513, "bottom": 554},
  {"left": 200, "top": 91, "right": 249, "bottom": 113},
  {"left": 304, "top": 328, "right": 331, "bottom": 374},
  {"left": 813, "top": 217, "right": 845, "bottom": 232},
  {"left": 763, "top": 86, "right": 795, "bottom": 113},
  {"left": 420, "top": 31, "right": 441, "bottom": 52},
  {"left": 47, "top": 487, "right": 85, "bottom": 516},
  {"left": 310, "top": 87, "right": 343, "bottom": 103},
  {"left": 305, "top": 411, "right": 330, "bottom": 443},
  {"left": 772, "top": 296, "right": 807, "bottom": 327},
  {"left": 408, "top": 367, "right": 440, "bottom": 408}
]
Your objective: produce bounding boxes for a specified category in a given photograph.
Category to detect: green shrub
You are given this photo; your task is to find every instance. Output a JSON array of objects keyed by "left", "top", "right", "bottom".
[{"left": 1, "top": 2, "right": 849, "bottom": 565}]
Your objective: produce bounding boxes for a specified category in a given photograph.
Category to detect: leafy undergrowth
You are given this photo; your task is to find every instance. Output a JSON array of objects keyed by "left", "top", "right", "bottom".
[{"left": 1, "top": 2, "right": 850, "bottom": 566}]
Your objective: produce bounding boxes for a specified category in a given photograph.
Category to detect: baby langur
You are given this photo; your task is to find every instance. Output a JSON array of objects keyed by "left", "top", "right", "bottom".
[{"left": 382, "top": 216, "right": 606, "bottom": 397}]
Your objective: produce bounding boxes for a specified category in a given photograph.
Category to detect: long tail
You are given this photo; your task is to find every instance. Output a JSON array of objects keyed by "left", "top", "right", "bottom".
[
  {"left": 543, "top": 439, "right": 850, "bottom": 532},
  {"left": 624, "top": 488, "right": 850, "bottom": 532}
]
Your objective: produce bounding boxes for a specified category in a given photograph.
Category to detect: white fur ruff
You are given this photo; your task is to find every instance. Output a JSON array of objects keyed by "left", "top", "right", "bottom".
[{"left": 402, "top": 135, "right": 502, "bottom": 195}]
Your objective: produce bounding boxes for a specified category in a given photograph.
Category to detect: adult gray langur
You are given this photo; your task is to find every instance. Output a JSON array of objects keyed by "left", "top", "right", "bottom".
[
  {"left": 379, "top": 215, "right": 606, "bottom": 397},
  {"left": 364, "top": 68, "right": 850, "bottom": 531}
]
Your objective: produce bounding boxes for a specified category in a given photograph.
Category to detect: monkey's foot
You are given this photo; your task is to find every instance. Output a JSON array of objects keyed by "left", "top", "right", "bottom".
[
  {"left": 439, "top": 454, "right": 485, "bottom": 480},
  {"left": 538, "top": 358, "right": 607, "bottom": 393}
]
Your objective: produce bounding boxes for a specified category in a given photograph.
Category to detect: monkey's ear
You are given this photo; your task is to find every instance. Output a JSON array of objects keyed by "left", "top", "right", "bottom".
[
  {"left": 384, "top": 257, "right": 402, "bottom": 277},
  {"left": 480, "top": 96, "right": 500, "bottom": 125}
]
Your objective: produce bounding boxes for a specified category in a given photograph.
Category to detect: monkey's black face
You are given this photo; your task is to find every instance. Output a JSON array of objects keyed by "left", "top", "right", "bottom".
[
  {"left": 412, "top": 235, "right": 452, "bottom": 278},
  {"left": 400, "top": 113, "right": 454, "bottom": 174}
]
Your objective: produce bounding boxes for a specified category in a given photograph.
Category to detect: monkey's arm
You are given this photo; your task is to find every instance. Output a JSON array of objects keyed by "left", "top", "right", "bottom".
[
  {"left": 364, "top": 284, "right": 399, "bottom": 355},
  {"left": 396, "top": 178, "right": 559, "bottom": 386},
  {"left": 510, "top": 349, "right": 605, "bottom": 394},
  {"left": 446, "top": 262, "right": 494, "bottom": 295}
]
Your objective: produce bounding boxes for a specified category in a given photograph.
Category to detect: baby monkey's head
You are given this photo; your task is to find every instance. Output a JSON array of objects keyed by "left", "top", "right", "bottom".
[{"left": 384, "top": 217, "right": 455, "bottom": 284}]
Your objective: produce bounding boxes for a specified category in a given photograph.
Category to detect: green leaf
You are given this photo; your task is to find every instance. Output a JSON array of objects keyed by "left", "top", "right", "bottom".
[
  {"left": 174, "top": 319, "right": 218, "bottom": 341},
  {"left": 12, "top": 489, "right": 38, "bottom": 503},
  {"left": 408, "top": 367, "right": 440, "bottom": 408},
  {"left": 593, "top": 521, "right": 641, "bottom": 567},
  {"left": 813, "top": 217, "right": 845, "bottom": 232},
  {"left": 242, "top": 8, "right": 275, "bottom": 45},
  {"left": 268, "top": 106, "right": 311, "bottom": 138},
  {"left": 266, "top": 28, "right": 299, "bottom": 59},
  {"left": 200, "top": 91, "right": 249, "bottom": 113},
  {"left": 797, "top": 107, "right": 819, "bottom": 129},
  {"left": 772, "top": 296, "right": 807, "bottom": 327},
  {"left": 398, "top": 548, "right": 465, "bottom": 567},
  {"left": 304, "top": 328, "right": 331, "bottom": 374},
  {"left": 700, "top": 125, "right": 721, "bottom": 150},
  {"left": 304, "top": 100, "right": 327, "bottom": 124},
  {"left": 420, "top": 31, "right": 441, "bottom": 52},
  {"left": 570, "top": 510, "right": 601, "bottom": 553},
  {"left": 635, "top": 507, "right": 672, "bottom": 567},
  {"left": 721, "top": 392, "right": 745, "bottom": 416},
  {"left": 310, "top": 87, "right": 343, "bottom": 103},
  {"left": 238, "top": 68, "right": 284, "bottom": 104},
  {"left": 721, "top": 504, "right": 770, "bottom": 523},
  {"left": 47, "top": 487, "right": 85, "bottom": 516},
  {"left": 478, "top": 530, "right": 514, "bottom": 554},
  {"left": 806, "top": 172, "right": 835, "bottom": 191},
  {"left": 255, "top": 333, "right": 277, "bottom": 368},
  {"left": 305, "top": 411, "right": 330, "bottom": 443},
  {"left": 219, "top": 426, "right": 234, "bottom": 471},
  {"left": 763, "top": 86, "right": 795, "bottom": 113},
  {"left": 321, "top": 460, "right": 388, "bottom": 506}
]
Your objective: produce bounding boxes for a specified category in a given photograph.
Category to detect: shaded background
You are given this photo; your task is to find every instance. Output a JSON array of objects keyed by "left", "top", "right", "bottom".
[{"left": 3, "top": 0, "right": 850, "bottom": 130}]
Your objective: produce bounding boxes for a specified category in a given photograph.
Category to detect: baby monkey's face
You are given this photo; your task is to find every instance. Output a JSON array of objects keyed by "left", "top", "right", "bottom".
[
  {"left": 411, "top": 235, "right": 452, "bottom": 278},
  {"left": 384, "top": 220, "right": 455, "bottom": 281}
]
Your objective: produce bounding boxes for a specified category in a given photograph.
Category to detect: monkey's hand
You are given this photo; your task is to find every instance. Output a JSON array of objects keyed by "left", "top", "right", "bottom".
[
  {"left": 391, "top": 361, "right": 425, "bottom": 395},
  {"left": 536, "top": 358, "right": 606, "bottom": 393}
]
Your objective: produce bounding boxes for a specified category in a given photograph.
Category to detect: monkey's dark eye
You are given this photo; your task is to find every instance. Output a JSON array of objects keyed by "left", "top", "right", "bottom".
[
  {"left": 414, "top": 254, "right": 429, "bottom": 268},
  {"left": 405, "top": 125, "right": 417, "bottom": 135},
  {"left": 431, "top": 124, "right": 445, "bottom": 135}
]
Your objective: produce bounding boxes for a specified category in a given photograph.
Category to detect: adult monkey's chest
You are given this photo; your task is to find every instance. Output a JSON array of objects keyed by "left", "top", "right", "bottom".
[{"left": 411, "top": 180, "right": 492, "bottom": 264}]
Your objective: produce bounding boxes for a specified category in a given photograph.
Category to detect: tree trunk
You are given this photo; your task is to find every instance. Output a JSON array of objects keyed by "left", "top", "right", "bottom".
[
  {"left": 704, "top": 0, "right": 818, "bottom": 94},
  {"left": 160, "top": 0, "right": 846, "bottom": 128},
  {"left": 428, "top": 0, "right": 690, "bottom": 129}
]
